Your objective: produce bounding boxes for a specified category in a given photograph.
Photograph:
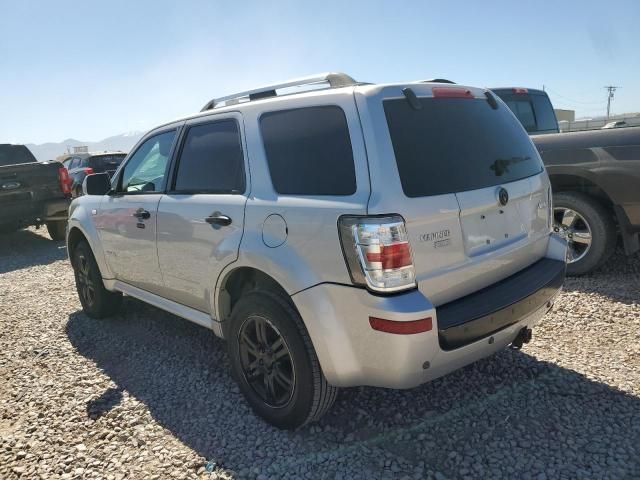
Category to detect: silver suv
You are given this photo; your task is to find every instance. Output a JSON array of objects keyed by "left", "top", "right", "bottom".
[{"left": 68, "top": 73, "right": 567, "bottom": 429}]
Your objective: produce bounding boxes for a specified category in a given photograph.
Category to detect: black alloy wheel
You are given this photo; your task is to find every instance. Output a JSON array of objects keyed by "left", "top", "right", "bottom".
[{"left": 238, "top": 315, "right": 295, "bottom": 408}]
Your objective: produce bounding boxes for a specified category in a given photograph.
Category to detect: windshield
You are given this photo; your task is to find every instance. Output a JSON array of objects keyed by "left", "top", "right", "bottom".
[{"left": 384, "top": 96, "right": 544, "bottom": 197}]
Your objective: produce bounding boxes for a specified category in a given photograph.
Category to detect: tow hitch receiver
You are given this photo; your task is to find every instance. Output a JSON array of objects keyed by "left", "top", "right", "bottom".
[{"left": 511, "top": 327, "right": 532, "bottom": 350}]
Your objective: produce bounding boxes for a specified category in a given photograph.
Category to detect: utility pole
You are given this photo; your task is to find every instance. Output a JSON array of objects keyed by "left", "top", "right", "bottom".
[{"left": 604, "top": 85, "right": 620, "bottom": 119}]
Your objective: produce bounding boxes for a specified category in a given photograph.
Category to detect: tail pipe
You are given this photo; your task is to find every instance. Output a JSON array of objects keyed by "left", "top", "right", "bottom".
[{"left": 511, "top": 327, "right": 533, "bottom": 350}]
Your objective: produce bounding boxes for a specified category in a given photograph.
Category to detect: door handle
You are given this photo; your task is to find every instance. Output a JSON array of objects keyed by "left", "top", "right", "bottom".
[
  {"left": 205, "top": 212, "right": 232, "bottom": 226},
  {"left": 133, "top": 208, "right": 151, "bottom": 220}
]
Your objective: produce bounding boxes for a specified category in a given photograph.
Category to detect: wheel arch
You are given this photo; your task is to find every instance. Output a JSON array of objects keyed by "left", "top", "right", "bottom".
[
  {"left": 216, "top": 266, "right": 290, "bottom": 330},
  {"left": 548, "top": 173, "right": 615, "bottom": 218},
  {"left": 67, "top": 226, "right": 88, "bottom": 262},
  {"left": 67, "top": 203, "right": 115, "bottom": 280}
]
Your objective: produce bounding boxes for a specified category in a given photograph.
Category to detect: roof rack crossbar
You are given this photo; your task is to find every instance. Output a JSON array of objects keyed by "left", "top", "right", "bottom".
[{"left": 200, "top": 72, "right": 358, "bottom": 111}]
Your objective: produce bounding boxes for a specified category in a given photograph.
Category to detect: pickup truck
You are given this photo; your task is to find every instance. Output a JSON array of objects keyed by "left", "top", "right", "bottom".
[
  {"left": 491, "top": 88, "right": 640, "bottom": 275},
  {"left": 0, "top": 144, "right": 71, "bottom": 240}
]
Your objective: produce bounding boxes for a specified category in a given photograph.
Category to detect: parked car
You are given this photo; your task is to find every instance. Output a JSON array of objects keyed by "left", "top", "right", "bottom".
[
  {"left": 67, "top": 73, "right": 566, "bottom": 429},
  {"left": 491, "top": 86, "right": 640, "bottom": 274},
  {"left": 532, "top": 128, "right": 640, "bottom": 274},
  {"left": 0, "top": 144, "right": 70, "bottom": 239},
  {"left": 602, "top": 120, "right": 628, "bottom": 129},
  {"left": 64, "top": 152, "right": 126, "bottom": 197}
]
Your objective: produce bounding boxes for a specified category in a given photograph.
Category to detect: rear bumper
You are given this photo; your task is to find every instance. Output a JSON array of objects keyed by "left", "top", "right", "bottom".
[
  {"left": 437, "top": 258, "right": 565, "bottom": 350},
  {"left": 292, "top": 236, "right": 566, "bottom": 389}
]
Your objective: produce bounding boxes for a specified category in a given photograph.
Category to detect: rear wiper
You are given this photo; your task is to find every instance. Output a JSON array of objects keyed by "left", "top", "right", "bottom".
[
  {"left": 485, "top": 91, "right": 498, "bottom": 109},
  {"left": 402, "top": 87, "right": 422, "bottom": 111}
]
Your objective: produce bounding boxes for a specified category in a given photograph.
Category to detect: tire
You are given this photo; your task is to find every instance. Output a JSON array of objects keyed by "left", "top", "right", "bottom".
[
  {"left": 553, "top": 192, "right": 616, "bottom": 275},
  {"left": 71, "top": 241, "right": 122, "bottom": 318},
  {"left": 227, "top": 290, "right": 338, "bottom": 430},
  {"left": 46, "top": 220, "right": 67, "bottom": 241}
]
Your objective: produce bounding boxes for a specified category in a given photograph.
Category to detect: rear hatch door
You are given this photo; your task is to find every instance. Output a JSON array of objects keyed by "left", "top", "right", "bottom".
[{"left": 359, "top": 83, "right": 551, "bottom": 305}]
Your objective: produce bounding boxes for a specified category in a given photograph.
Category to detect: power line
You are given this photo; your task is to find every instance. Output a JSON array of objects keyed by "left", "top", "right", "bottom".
[{"left": 604, "top": 85, "right": 620, "bottom": 119}]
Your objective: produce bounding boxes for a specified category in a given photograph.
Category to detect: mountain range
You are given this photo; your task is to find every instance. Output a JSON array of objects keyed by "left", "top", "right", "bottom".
[{"left": 26, "top": 132, "right": 143, "bottom": 161}]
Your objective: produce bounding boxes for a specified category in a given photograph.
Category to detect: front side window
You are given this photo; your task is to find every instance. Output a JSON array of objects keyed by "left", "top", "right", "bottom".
[
  {"left": 119, "top": 130, "right": 176, "bottom": 193},
  {"left": 260, "top": 106, "right": 357, "bottom": 195},
  {"left": 173, "top": 120, "right": 245, "bottom": 193}
]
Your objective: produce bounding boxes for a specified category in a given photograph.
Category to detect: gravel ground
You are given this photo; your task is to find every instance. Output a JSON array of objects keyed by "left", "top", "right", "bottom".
[{"left": 1, "top": 227, "right": 639, "bottom": 479}]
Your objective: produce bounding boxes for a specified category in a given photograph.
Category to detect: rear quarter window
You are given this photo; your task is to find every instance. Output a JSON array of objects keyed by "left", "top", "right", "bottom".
[
  {"left": 260, "top": 106, "right": 357, "bottom": 195},
  {"left": 384, "top": 96, "right": 543, "bottom": 197}
]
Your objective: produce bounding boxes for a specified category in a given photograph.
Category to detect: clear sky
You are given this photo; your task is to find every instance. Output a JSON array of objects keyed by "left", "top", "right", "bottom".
[{"left": 1, "top": 0, "right": 638, "bottom": 144}]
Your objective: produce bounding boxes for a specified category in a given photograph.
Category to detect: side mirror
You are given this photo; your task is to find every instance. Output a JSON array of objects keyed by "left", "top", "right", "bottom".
[{"left": 83, "top": 173, "right": 111, "bottom": 196}]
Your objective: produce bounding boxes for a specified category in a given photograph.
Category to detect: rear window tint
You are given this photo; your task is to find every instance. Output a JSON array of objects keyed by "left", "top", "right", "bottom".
[
  {"left": 0, "top": 145, "right": 36, "bottom": 166},
  {"left": 260, "top": 106, "right": 356, "bottom": 195},
  {"left": 505, "top": 98, "right": 536, "bottom": 131},
  {"left": 384, "top": 97, "right": 543, "bottom": 197},
  {"left": 531, "top": 95, "right": 559, "bottom": 133},
  {"left": 493, "top": 91, "right": 558, "bottom": 134},
  {"left": 90, "top": 154, "right": 126, "bottom": 170}
]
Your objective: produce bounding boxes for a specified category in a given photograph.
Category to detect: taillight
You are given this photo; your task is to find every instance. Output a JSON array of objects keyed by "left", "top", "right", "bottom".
[
  {"left": 512, "top": 87, "right": 529, "bottom": 94},
  {"left": 58, "top": 167, "right": 71, "bottom": 195},
  {"left": 84, "top": 167, "right": 94, "bottom": 175},
  {"left": 432, "top": 87, "right": 474, "bottom": 99},
  {"left": 338, "top": 215, "right": 416, "bottom": 293}
]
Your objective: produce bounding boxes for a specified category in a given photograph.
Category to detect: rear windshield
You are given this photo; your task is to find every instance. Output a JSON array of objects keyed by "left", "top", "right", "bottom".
[
  {"left": 384, "top": 97, "right": 543, "bottom": 197},
  {"left": 493, "top": 92, "right": 558, "bottom": 134},
  {"left": 0, "top": 145, "right": 37, "bottom": 166},
  {"left": 90, "top": 154, "right": 126, "bottom": 171}
]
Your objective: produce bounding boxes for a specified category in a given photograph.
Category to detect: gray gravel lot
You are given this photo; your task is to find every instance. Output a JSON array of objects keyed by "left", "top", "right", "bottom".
[{"left": 1, "top": 227, "right": 639, "bottom": 479}]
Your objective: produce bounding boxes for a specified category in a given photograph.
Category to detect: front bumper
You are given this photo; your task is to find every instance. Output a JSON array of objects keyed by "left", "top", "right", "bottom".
[{"left": 292, "top": 237, "right": 566, "bottom": 389}]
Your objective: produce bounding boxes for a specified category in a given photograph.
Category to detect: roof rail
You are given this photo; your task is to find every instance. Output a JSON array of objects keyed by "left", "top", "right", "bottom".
[{"left": 200, "top": 72, "right": 358, "bottom": 111}]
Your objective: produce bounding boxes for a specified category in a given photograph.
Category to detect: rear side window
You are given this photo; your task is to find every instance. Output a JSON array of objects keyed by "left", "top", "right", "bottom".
[
  {"left": 384, "top": 97, "right": 543, "bottom": 197},
  {"left": 173, "top": 120, "right": 245, "bottom": 193},
  {"left": 260, "top": 106, "right": 356, "bottom": 195}
]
